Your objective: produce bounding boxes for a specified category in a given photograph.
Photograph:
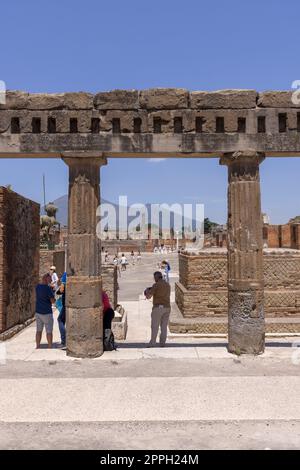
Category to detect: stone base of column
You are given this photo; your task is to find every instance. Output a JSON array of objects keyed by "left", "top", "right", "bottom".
[
  {"left": 228, "top": 289, "right": 265, "bottom": 355},
  {"left": 66, "top": 276, "right": 103, "bottom": 358}
]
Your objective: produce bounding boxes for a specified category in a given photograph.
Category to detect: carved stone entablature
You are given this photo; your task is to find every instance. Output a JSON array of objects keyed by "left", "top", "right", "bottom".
[{"left": 1, "top": 89, "right": 300, "bottom": 157}]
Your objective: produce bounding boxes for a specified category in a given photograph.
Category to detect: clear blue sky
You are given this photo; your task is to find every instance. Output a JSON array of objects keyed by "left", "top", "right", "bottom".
[{"left": 0, "top": 0, "right": 299, "bottom": 224}]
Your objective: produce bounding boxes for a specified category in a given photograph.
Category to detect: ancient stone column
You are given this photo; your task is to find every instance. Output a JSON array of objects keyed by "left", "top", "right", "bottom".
[
  {"left": 220, "top": 150, "right": 265, "bottom": 355},
  {"left": 62, "top": 154, "right": 107, "bottom": 358}
]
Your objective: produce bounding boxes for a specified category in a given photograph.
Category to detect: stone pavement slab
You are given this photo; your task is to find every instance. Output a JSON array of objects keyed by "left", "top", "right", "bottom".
[
  {"left": 1, "top": 420, "right": 300, "bottom": 450},
  {"left": 1, "top": 376, "right": 300, "bottom": 423}
]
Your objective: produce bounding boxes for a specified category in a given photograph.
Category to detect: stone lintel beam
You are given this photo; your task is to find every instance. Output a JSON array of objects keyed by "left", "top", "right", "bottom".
[
  {"left": 220, "top": 150, "right": 265, "bottom": 355},
  {"left": 62, "top": 154, "right": 106, "bottom": 358}
]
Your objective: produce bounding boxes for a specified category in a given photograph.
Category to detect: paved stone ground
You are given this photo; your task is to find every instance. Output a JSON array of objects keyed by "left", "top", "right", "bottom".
[
  {"left": 116, "top": 251, "right": 179, "bottom": 301},
  {"left": 1, "top": 252, "right": 300, "bottom": 449}
]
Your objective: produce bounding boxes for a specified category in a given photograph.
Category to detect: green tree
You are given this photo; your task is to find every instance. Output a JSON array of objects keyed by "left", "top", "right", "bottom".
[{"left": 204, "top": 217, "right": 218, "bottom": 234}]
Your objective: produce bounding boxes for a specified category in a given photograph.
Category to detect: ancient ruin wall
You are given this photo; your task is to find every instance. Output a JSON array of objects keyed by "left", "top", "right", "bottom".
[
  {"left": 1, "top": 89, "right": 300, "bottom": 155},
  {"left": 0, "top": 188, "right": 39, "bottom": 332},
  {"left": 39, "top": 249, "right": 65, "bottom": 280},
  {"left": 176, "top": 249, "right": 300, "bottom": 318}
]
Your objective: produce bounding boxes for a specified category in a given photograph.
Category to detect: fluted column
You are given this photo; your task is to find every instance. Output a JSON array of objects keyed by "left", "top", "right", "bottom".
[
  {"left": 62, "top": 154, "right": 107, "bottom": 358},
  {"left": 220, "top": 150, "right": 265, "bottom": 355}
]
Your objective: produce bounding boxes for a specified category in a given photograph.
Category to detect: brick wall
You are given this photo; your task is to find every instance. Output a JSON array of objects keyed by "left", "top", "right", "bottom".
[
  {"left": 281, "top": 224, "right": 292, "bottom": 248},
  {"left": 0, "top": 187, "right": 40, "bottom": 332},
  {"left": 267, "top": 225, "right": 280, "bottom": 248},
  {"left": 39, "top": 249, "right": 65, "bottom": 280},
  {"left": 176, "top": 249, "right": 300, "bottom": 318},
  {"left": 265, "top": 223, "right": 300, "bottom": 249},
  {"left": 291, "top": 224, "right": 300, "bottom": 250}
]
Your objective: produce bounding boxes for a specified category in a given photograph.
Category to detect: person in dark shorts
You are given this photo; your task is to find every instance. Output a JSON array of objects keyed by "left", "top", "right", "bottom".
[{"left": 35, "top": 273, "right": 55, "bottom": 349}]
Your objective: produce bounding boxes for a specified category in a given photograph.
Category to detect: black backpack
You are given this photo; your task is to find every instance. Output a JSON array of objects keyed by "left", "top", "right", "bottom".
[{"left": 104, "top": 328, "right": 117, "bottom": 351}]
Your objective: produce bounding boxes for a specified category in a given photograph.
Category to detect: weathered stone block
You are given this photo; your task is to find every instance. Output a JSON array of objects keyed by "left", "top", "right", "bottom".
[
  {"left": 66, "top": 306, "right": 103, "bottom": 358},
  {"left": 66, "top": 276, "right": 101, "bottom": 309},
  {"left": 26, "top": 92, "right": 93, "bottom": 110},
  {"left": 0, "top": 111, "right": 10, "bottom": 133},
  {"left": 94, "top": 90, "right": 139, "bottom": 110},
  {"left": 0, "top": 91, "right": 29, "bottom": 109},
  {"left": 181, "top": 110, "right": 196, "bottom": 132},
  {"left": 190, "top": 89, "right": 257, "bottom": 109},
  {"left": 224, "top": 111, "right": 240, "bottom": 132},
  {"left": 287, "top": 111, "right": 298, "bottom": 130},
  {"left": 112, "top": 311, "right": 128, "bottom": 340},
  {"left": 63, "top": 93, "right": 93, "bottom": 110},
  {"left": 27, "top": 93, "right": 65, "bottom": 110},
  {"left": 140, "top": 88, "right": 189, "bottom": 109},
  {"left": 67, "top": 234, "right": 100, "bottom": 276},
  {"left": 257, "top": 91, "right": 300, "bottom": 108}
]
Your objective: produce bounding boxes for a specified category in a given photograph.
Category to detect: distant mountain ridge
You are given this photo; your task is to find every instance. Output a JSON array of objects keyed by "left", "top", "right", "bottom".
[{"left": 47, "top": 194, "right": 199, "bottom": 230}]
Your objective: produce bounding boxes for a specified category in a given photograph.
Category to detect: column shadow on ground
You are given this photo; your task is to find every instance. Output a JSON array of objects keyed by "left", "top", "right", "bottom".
[
  {"left": 116, "top": 341, "right": 294, "bottom": 349},
  {"left": 116, "top": 342, "right": 228, "bottom": 348}
]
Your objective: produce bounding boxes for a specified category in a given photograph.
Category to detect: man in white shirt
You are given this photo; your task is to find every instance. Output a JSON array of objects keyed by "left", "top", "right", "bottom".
[
  {"left": 50, "top": 265, "right": 59, "bottom": 293},
  {"left": 120, "top": 254, "right": 128, "bottom": 271}
]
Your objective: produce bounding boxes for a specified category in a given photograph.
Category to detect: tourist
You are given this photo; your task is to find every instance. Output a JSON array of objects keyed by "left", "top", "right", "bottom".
[
  {"left": 61, "top": 271, "right": 67, "bottom": 284},
  {"left": 144, "top": 271, "right": 171, "bottom": 347},
  {"left": 102, "top": 290, "right": 116, "bottom": 351},
  {"left": 56, "top": 274, "right": 66, "bottom": 347},
  {"left": 50, "top": 265, "right": 59, "bottom": 293},
  {"left": 137, "top": 250, "right": 142, "bottom": 264},
  {"left": 161, "top": 260, "right": 171, "bottom": 283},
  {"left": 102, "top": 290, "right": 115, "bottom": 330},
  {"left": 121, "top": 253, "right": 128, "bottom": 271},
  {"left": 130, "top": 250, "right": 135, "bottom": 264},
  {"left": 35, "top": 273, "right": 55, "bottom": 349},
  {"left": 113, "top": 254, "right": 121, "bottom": 276}
]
